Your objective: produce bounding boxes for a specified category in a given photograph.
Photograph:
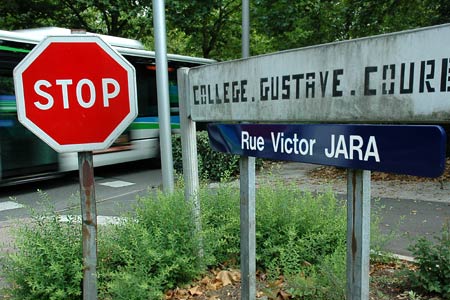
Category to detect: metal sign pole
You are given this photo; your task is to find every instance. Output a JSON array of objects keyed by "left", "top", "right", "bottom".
[
  {"left": 240, "top": 156, "right": 256, "bottom": 300},
  {"left": 153, "top": 0, "right": 174, "bottom": 193},
  {"left": 240, "top": 1, "right": 256, "bottom": 299},
  {"left": 78, "top": 151, "right": 98, "bottom": 300},
  {"left": 346, "top": 169, "right": 371, "bottom": 300}
]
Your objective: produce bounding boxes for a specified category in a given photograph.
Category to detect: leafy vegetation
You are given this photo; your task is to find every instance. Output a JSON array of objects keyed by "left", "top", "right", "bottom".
[
  {"left": 407, "top": 221, "right": 450, "bottom": 298},
  {"left": 2, "top": 1, "right": 450, "bottom": 60},
  {"left": 0, "top": 182, "right": 348, "bottom": 299},
  {"left": 172, "top": 131, "right": 263, "bottom": 182},
  {"left": 2, "top": 212, "right": 82, "bottom": 299}
]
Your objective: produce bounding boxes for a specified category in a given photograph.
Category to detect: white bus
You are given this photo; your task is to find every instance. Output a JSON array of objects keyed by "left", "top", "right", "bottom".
[{"left": 0, "top": 27, "right": 214, "bottom": 185}]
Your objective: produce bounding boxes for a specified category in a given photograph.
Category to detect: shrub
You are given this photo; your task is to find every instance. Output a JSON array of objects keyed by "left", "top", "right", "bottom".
[
  {"left": 198, "top": 184, "right": 241, "bottom": 265},
  {"left": 2, "top": 180, "right": 389, "bottom": 300},
  {"left": 98, "top": 189, "right": 206, "bottom": 299},
  {"left": 172, "top": 131, "right": 262, "bottom": 181},
  {"left": 407, "top": 221, "right": 450, "bottom": 298},
  {"left": 2, "top": 213, "right": 83, "bottom": 300},
  {"left": 256, "top": 182, "right": 347, "bottom": 274}
]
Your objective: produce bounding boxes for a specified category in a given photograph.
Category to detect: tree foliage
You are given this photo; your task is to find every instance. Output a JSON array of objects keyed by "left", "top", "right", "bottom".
[
  {"left": 1, "top": 0, "right": 450, "bottom": 60},
  {"left": 0, "top": 0, "right": 154, "bottom": 44},
  {"left": 166, "top": 0, "right": 242, "bottom": 59}
]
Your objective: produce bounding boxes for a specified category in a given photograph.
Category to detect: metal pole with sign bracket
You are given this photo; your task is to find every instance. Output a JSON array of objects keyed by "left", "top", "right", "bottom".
[
  {"left": 78, "top": 151, "right": 98, "bottom": 300},
  {"left": 240, "top": 1, "right": 256, "bottom": 299},
  {"left": 347, "top": 169, "right": 371, "bottom": 300},
  {"left": 70, "top": 29, "right": 98, "bottom": 300},
  {"left": 153, "top": 0, "right": 175, "bottom": 193}
]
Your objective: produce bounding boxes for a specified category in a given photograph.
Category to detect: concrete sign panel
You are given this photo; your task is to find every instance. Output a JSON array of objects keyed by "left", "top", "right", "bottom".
[
  {"left": 208, "top": 124, "right": 447, "bottom": 177},
  {"left": 189, "top": 24, "right": 450, "bottom": 122}
]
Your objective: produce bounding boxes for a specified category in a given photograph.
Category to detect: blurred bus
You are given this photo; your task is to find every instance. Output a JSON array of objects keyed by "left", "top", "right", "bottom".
[{"left": 0, "top": 27, "right": 214, "bottom": 185}]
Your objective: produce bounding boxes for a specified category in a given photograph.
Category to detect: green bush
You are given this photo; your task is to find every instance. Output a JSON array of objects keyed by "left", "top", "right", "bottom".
[
  {"left": 200, "top": 180, "right": 348, "bottom": 299},
  {"left": 98, "top": 189, "right": 206, "bottom": 299},
  {"left": 407, "top": 221, "right": 450, "bottom": 298},
  {"left": 198, "top": 184, "right": 241, "bottom": 265},
  {"left": 2, "top": 213, "right": 82, "bottom": 300},
  {"left": 172, "top": 131, "right": 262, "bottom": 181},
  {"left": 2, "top": 181, "right": 390, "bottom": 300},
  {"left": 256, "top": 182, "right": 347, "bottom": 300}
]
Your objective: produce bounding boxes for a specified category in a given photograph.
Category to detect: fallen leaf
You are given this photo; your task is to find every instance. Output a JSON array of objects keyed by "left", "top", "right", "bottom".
[
  {"left": 188, "top": 286, "right": 203, "bottom": 296},
  {"left": 277, "top": 290, "right": 291, "bottom": 300},
  {"left": 216, "top": 270, "right": 234, "bottom": 286}
]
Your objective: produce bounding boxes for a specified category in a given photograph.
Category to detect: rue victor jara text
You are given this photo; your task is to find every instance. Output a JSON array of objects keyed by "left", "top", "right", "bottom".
[{"left": 241, "top": 131, "right": 380, "bottom": 162}]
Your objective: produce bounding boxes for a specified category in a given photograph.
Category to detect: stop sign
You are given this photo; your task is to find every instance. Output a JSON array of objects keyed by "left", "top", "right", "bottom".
[{"left": 13, "top": 35, "right": 137, "bottom": 153}]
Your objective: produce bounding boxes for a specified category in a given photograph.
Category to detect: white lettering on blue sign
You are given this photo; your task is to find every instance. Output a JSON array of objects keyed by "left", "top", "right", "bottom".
[
  {"left": 270, "top": 132, "right": 316, "bottom": 155},
  {"left": 241, "top": 131, "right": 265, "bottom": 151},
  {"left": 241, "top": 131, "right": 380, "bottom": 162},
  {"left": 324, "top": 135, "right": 380, "bottom": 162}
]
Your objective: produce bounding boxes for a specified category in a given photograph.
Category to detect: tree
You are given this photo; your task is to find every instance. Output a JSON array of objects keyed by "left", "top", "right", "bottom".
[
  {"left": 2, "top": 0, "right": 450, "bottom": 60},
  {"left": 166, "top": 0, "right": 242, "bottom": 59},
  {"left": 0, "top": 0, "right": 154, "bottom": 44}
]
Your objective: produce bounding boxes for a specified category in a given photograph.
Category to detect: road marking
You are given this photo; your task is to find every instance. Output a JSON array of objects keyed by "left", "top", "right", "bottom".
[
  {"left": 0, "top": 201, "right": 25, "bottom": 212},
  {"left": 99, "top": 180, "right": 135, "bottom": 188}
]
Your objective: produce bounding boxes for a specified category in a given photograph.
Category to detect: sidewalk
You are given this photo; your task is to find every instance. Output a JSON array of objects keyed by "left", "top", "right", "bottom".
[{"left": 263, "top": 162, "right": 450, "bottom": 204}]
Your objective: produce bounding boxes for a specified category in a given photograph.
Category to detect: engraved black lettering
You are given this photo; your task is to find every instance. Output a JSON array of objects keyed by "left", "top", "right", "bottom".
[
  {"left": 232, "top": 81, "right": 239, "bottom": 102},
  {"left": 382, "top": 64, "right": 395, "bottom": 95},
  {"left": 306, "top": 72, "right": 315, "bottom": 98},
  {"left": 292, "top": 74, "right": 304, "bottom": 99},
  {"left": 241, "top": 80, "right": 248, "bottom": 102},
  {"left": 200, "top": 85, "right": 207, "bottom": 104},
  {"left": 364, "top": 66, "right": 377, "bottom": 96},
  {"left": 419, "top": 60, "right": 435, "bottom": 93},
  {"left": 260, "top": 77, "right": 269, "bottom": 101},
  {"left": 282, "top": 75, "right": 290, "bottom": 100},
  {"left": 215, "top": 84, "right": 221, "bottom": 104},
  {"left": 193, "top": 85, "right": 200, "bottom": 105},
  {"left": 208, "top": 85, "right": 213, "bottom": 104},
  {"left": 223, "top": 82, "right": 230, "bottom": 103},
  {"left": 271, "top": 76, "right": 279, "bottom": 100},
  {"left": 332, "top": 69, "right": 343, "bottom": 97},
  {"left": 319, "top": 71, "right": 328, "bottom": 97},
  {"left": 400, "top": 62, "right": 414, "bottom": 94},
  {"left": 440, "top": 58, "right": 450, "bottom": 92}
]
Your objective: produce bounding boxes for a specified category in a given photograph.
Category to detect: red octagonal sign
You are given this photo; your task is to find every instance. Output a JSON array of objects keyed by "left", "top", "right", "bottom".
[{"left": 13, "top": 35, "right": 138, "bottom": 153}]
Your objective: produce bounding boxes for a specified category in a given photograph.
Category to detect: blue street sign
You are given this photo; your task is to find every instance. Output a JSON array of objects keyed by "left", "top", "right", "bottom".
[{"left": 207, "top": 124, "right": 447, "bottom": 178}]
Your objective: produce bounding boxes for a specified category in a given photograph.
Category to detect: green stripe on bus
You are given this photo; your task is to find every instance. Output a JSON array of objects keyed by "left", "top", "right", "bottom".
[
  {"left": 0, "top": 102, "right": 16, "bottom": 113},
  {"left": 130, "top": 123, "right": 160, "bottom": 130},
  {"left": 0, "top": 45, "right": 30, "bottom": 53}
]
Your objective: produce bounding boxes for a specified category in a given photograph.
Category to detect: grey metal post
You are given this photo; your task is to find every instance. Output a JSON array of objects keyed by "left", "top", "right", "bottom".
[
  {"left": 240, "top": 1, "right": 256, "bottom": 299},
  {"left": 242, "top": 0, "right": 250, "bottom": 58},
  {"left": 78, "top": 151, "right": 98, "bottom": 300},
  {"left": 153, "top": 0, "right": 174, "bottom": 193},
  {"left": 72, "top": 29, "right": 97, "bottom": 300},
  {"left": 346, "top": 169, "right": 371, "bottom": 300},
  {"left": 178, "top": 68, "right": 202, "bottom": 253},
  {"left": 240, "top": 156, "right": 256, "bottom": 300}
]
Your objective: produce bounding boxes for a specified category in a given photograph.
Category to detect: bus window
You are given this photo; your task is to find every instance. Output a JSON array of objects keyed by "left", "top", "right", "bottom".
[{"left": 136, "top": 64, "right": 158, "bottom": 117}]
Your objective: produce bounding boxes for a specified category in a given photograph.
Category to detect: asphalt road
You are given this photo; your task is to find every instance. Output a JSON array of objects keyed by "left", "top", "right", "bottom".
[{"left": 0, "top": 160, "right": 449, "bottom": 257}]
